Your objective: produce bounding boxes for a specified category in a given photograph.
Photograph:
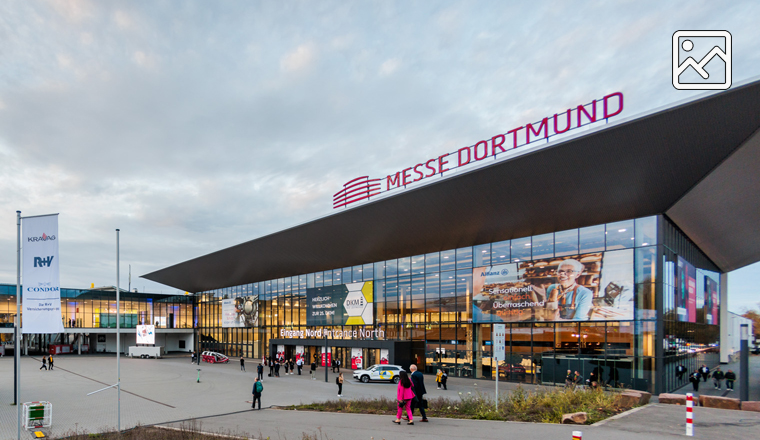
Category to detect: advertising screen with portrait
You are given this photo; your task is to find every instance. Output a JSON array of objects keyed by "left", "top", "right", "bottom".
[
  {"left": 306, "top": 281, "right": 373, "bottom": 326},
  {"left": 136, "top": 325, "right": 155, "bottom": 344},
  {"left": 221, "top": 295, "right": 259, "bottom": 328},
  {"left": 472, "top": 249, "right": 634, "bottom": 322}
]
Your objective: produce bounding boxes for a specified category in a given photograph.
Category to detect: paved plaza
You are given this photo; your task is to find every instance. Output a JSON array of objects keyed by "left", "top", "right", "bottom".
[{"left": 1, "top": 354, "right": 758, "bottom": 439}]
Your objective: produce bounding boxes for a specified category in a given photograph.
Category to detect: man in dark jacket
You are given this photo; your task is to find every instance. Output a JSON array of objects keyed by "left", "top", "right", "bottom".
[
  {"left": 252, "top": 378, "right": 263, "bottom": 410},
  {"left": 274, "top": 361, "right": 280, "bottom": 377},
  {"left": 676, "top": 364, "right": 687, "bottom": 382},
  {"left": 310, "top": 360, "right": 317, "bottom": 380},
  {"left": 257, "top": 363, "right": 264, "bottom": 381},
  {"left": 725, "top": 370, "right": 736, "bottom": 391},
  {"left": 689, "top": 370, "right": 700, "bottom": 392},
  {"left": 700, "top": 365, "right": 710, "bottom": 382},
  {"left": 712, "top": 367, "right": 725, "bottom": 390},
  {"left": 409, "top": 364, "right": 429, "bottom": 422}
]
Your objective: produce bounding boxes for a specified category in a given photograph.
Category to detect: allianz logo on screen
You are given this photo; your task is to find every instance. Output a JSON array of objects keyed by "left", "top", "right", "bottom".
[{"left": 34, "top": 256, "right": 55, "bottom": 267}]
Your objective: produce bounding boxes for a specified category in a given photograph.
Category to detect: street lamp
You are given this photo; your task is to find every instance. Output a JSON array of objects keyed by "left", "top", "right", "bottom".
[{"left": 740, "top": 323, "right": 749, "bottom": 401}]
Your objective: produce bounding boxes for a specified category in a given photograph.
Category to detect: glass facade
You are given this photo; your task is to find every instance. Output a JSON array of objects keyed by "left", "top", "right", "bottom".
[{"left": 192, "top": 215, "right": 718, "bottom": 393}]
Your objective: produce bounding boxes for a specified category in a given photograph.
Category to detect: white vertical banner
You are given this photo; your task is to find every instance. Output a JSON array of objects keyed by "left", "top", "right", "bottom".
[{"left": 22, "top": 214, "right": 64, "bottom": 334}]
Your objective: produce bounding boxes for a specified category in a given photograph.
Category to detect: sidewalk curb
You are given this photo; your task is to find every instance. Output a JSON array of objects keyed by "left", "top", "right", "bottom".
[{"left": 591, "top": 404, "right": 652, "bottom": 427}]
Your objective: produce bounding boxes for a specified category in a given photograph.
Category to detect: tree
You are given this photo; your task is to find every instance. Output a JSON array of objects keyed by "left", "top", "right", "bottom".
[{"left": 741, "top": 302, "right": 760, "bottom": 340}]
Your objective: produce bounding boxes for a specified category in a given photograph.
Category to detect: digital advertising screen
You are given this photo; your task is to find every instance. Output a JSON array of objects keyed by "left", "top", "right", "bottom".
[
  {"left": 676, "top": 257, "right": 697, "bottom": 322},
  {"left": 705, "top": 277, "right": 719, "bottom": 325},
  {"left": 306, "top": 281, "right": 373, "bottom": 326},
  {"left": 472, "top": 249, "right": 634, "bottom": 322},
  {"left": 221, "top": 295, "right": 259, "bottom": 328},
  {"left": 136, "top": 325, "right": 155, "bottom": 344}
]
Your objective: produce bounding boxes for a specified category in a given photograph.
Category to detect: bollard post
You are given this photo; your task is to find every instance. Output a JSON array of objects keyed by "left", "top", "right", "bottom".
[
  {"left": 686, "top": 393, "right": 694, "bottom": 436},
  {"left": 572, "top": 430, "right": 582, "bottom": 440}
]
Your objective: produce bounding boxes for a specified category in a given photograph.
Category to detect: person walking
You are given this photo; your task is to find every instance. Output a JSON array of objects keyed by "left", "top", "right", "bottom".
[
  {"left": 337, "top": 372, "right": 344, "bottom": 397},
  {"left": 565, "top": 369, "right": 574, "bottom": 388},
  {"left": 251, "top": 378, "right": 263, "bottom": 410},
  {"left": 700, "top": 364, "right": 710, "bottom": 382},
  {"left": 409, "top": 364, "right": 429, "bottom": 422},
  {"left": 676, "top": 364, "right": 687, "bottom": 383},
  {"left": 440, "top": 369, "right": 448, "bottom": 390},
  {"left": 289, "top": 359, "right": 295, "bottom": 375},
  {"left": 574, "top": 371, "right": 584, "bottom": 388},
  {"left": 725, "top": 369, "right": 736, "bottom": 391},
  {"left": 393, "top": 370, "right": 416, "bottom": 425},
  {"left": 336, "top": 358, "right": 341, "bottom": 373},
  {"left": 48, "top": 355, "right": 54, "bottom": 371},
  {"left": 331, "top": 359, "right": 336, "bottom": 373},
  {"left": 435, "top": 369, "right": 443, "bottom": 389},
  {"left": 284, "top": 359, "right": 289, "bottom": 375},
  {"left": 240, "top": 357, "right": 246, "bottom": 372},
  {"left": 274, "top": 361, "right": 280, "bottom": 377},
  {"left": 689, "top": 370, "right": 700, "bottom": 392},
  {"left": 268, "top": 357, "right": 274, "bottom": 377},
  {"left": 296, "top": 357, "right": 303, "bottom": 375},
  {"left": 257, "top": 363, "right": 264, "bottom": 381},
  {"left": 712, "top": 367, "right": 724, "bottom": 390},
  {"left": 310, "top": 360, "right": 317, "bottom": 380},
  {"left": 39, "top": 356, "right": 47, "bottom": 370}
]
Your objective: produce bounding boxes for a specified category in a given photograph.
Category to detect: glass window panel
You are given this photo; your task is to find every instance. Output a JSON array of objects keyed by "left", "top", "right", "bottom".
[
  {"left": 386, "top": 259, "right": 398, "bottom": 278},
  {"left": 332, "top": 269, "right": 342, "bottom": 285},
  {"left": 440, "top": 271, "right": 456, "bottom": 313},
  {"left": 352, "top": 265, "right": 363, "bottom": 282},
  {"left": 374, "top": 261, "right": 386, "bottom": 279},
  {"left": 554, "top": 229, "right": 578, "bottom": 257},
  {"left": 532, "top": 233, "right": 554, "bottom": 259},
  {"left": 363, "top": 263, "right": 374, "bottom": 281},
  {"left": 511, "top": 237, "right": 531, "bottom": 262},
  {"left": 398, "top": 257, "right": 411, "bottom": 275},
  {"left": 579, "top": 224, "right": 605, "bottom": 253},
  {"left": 306, "top": 273, "right": 315, "bottom": 288},
  {"left": 491, "top": 240, "right": 510, "bottom": 265},
  {"left": 315, "top": 272, "right": 324, "bottom": 287},
  {"left": 635, "top": 216, "right": 657, "bottom": 247},
  {"left": 473, "top": 244, "right": 490, "bottom": 267},
  {"left": 385, "top": 278, "right": 399, "bottom": 324},
  {"left": 456, "top": 247, "right": 473, "bottom": 269},
  {"left": 411, "top": 254, "right": 425, "bottom": 275},
  {"left": 606, "top": 220, "right": 634, "bottom": 250},
  {"left": 439, "top": 250, "right": 456, "bottom": 272},
  {"left": 635, "top": 246, "right": 657, "bottom": 284},
  {"left": 399, "top": 277, "right": 412, "bottom": 324},
  {"left": 375, "top": 279, "right": 386, "bottom": 325},
  {"left": 425, "top": 252, "right": 440, "bottom": 274},
  {"left": 342, "top": 267, "right": 352, "bottom": 283},
  {"left": 411, "top": 275, "right": 425, "bottom": 321}
]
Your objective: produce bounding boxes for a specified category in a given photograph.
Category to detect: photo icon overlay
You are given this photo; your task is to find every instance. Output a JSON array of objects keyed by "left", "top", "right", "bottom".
[{"left": 672, "top": 30, "right": 731, "bottom": 90}]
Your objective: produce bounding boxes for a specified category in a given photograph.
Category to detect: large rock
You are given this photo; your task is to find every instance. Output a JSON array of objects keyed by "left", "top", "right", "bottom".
[
  {"left": 699, "top": 395, "right": 741, "bottom": 410},
  {"left": 741, "top": 401, "right": 760, "bottom": 412},
  {"left": 620, "top": 390, "right": 652, "bottom": 406},
  {"left": 561, "top": 412, "right": 588, "bottom": 424},
  {"left": 658, "top": 393, "right": 688, "bottom": 405}
]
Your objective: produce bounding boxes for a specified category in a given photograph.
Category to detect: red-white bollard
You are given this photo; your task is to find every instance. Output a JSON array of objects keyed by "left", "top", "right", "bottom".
[
  {"left": 572, "top": 431, "right": 582, "bottom": 440},
  {"left": 686, "top": 393, "right": 694, "bottom": 436}
]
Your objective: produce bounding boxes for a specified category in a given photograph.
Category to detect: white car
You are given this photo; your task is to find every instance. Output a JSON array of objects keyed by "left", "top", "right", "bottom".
[{"left": 353, "top": 364, "right": 403, "bottom": 383}]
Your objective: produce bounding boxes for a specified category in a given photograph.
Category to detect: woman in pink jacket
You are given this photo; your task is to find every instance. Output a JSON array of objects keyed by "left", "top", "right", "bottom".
[{"left": 393, "top": 370, "right": 416, "bottom": 425}]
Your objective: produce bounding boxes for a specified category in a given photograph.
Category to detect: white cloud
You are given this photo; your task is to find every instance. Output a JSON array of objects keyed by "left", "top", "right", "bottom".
[
  {"left": 379, "top": 58, "right": 400, "bottom": 76},
  {"left": 280, "top": 43, "right": 317, "bottom": 73}
]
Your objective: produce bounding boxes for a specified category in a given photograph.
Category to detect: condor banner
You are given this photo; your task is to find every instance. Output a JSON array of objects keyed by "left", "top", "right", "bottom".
[
  {"left": 22, "top": 214, "right": 65, "bottom": 334},
  {"left": 306, "top": 281, "right": 373, "bottom": 326},
  {"left": 221, "top": 295, "right": 259, "bottom": 328},
  {"left": 472, "top": 249, "right": 634, "bottom": 323}
]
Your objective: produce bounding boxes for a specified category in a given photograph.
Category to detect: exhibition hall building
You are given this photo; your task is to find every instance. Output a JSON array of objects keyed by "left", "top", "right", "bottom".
[{"left": 5, "top": 80, "right": 760, "bottom": 395}]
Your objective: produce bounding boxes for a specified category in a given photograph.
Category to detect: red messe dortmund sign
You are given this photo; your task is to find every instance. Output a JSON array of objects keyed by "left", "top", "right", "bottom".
[{"left": 333, "top": 92, "right": 624, "bottom": 209}]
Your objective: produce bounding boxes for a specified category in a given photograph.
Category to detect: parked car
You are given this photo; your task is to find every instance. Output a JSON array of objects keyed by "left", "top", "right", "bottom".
[
  {"left": 498, "top": 364, "right": 527, "bottom": 378},
  {"left": 353, "top": 364, "right": 403, "bottom": 383},
  {"left": 201, "top": 351, "right": 229, "bottom": 363}
]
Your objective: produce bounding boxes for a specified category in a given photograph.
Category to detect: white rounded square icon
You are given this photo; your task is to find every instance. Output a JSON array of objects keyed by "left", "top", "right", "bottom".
[{"left": 672, "top": 30, "right": 731, "bottom": 90}]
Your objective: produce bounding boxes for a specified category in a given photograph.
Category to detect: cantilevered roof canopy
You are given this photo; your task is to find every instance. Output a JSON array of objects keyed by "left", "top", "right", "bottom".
[{"left": 143, "top": 80, "right": 760, "bottom": 293}]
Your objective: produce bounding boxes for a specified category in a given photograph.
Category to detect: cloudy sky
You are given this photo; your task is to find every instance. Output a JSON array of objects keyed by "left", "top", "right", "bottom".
[{"left": 1, "top": 0, "right": 759, "bottom": 312}]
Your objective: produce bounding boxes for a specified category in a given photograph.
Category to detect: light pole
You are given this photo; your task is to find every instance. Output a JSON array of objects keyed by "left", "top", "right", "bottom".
[
  {"left": 324, "top": 334, "right": 329, "bottom": 383},
  {"left": 740, "top": 323, "right": 749, "bottom": 402}
]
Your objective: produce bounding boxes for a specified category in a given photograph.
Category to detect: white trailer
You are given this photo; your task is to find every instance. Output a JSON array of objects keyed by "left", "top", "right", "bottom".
[{"left": 128, "top": 346, "right": 165, "bottom": 358}]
